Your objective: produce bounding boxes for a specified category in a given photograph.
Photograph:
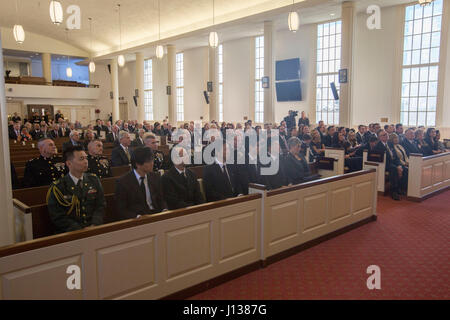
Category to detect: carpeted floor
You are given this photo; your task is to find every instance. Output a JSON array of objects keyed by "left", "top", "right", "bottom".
[{"left": 189, "top": 191, "right": 450, "bottom": 300}]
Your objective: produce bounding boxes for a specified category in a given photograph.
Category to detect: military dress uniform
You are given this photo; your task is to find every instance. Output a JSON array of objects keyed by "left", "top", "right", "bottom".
[
  {"left": 23, "top": 155, "right": 67, "bottom": 187},
  {"left": 46, "top": 173, "right": 105, "bottom": 234},
  {"left": 87, "top": 155, "right": 112, "bottom": 178},
  {"left": 153, "top": 150, "right": 165, "bottom": 171}
]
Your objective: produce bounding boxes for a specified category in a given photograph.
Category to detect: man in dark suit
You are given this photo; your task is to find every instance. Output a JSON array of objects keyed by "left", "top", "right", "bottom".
[
  {"left": 58, "top": 122, "right": 70, "bottom": 137},
  {"left": 111, "top": 131, "right": 132, "bottom": 167},
  {"left": 106, "top": 125, "right": 120, "bottom": 145},
  {"left": 115, "top": 147, "right": 167, "bottom": 220},
  {"left": 93, "top": 119, "right": 103, "bottom": 136},
  {"left": 9, "top": 122, "right": 21, "bottom": 140},
  {"left": 356, "top": 125, "right": 366, "bottom": 144},
  {"left": 62, "top": 130, "right": 83, "bottom": 152},
  {"left": 161, "top": 147, "right": 204, "bottom": 210},
  {"left": 131, "top": 129, "right": 145, "bottom": 148},
  {"left": 401, "top": 128, "right": 421, "bottom": 156},
  {"left": 375, "top": 130, "right": 405, "bottom": 200},
  {"left": 323, "top": 126, "right": 335, "bottom": 147},
  {"left": 49, "top": 124, "right": 60, "bottom": 139},
  {"left": 355, "top": 135, "right": 378, "bottom": 157},
  {"left": 203, "top": 142, "right": 243, "bottom": 202}
]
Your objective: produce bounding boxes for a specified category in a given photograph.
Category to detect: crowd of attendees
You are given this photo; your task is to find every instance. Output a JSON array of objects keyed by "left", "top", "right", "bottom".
[{"left": 8, "top": 110, "right": 449, "bottom": 234}]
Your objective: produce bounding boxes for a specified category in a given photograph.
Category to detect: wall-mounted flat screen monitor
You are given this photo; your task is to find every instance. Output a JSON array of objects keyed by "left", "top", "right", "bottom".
[
  {"left": 276, "top": 58, "right": 301, "bottom": 81},
  {"left": 276, "top": 81, "right": 302, "bottom": 102}
]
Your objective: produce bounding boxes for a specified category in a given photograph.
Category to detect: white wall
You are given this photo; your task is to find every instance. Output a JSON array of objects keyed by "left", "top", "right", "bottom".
[
  {"left": 118, "top": 60, "right": 137, "bottom": 120},
  {"left": 352, "top": 6, "right": 402, "bottom": 127},
  {"left": 153, "top": 55, "right": 169, "bottom": 121},
  {"left": 184, "top": 47, "right": 208, "bottom": 121},
  {"left": 274, "top": 24, "right": 316, "bottom": 123},
  {"left": 90, "top": 63, "right": 112, "bottom": 121},
  {"left": 223, "top": 37, "right": 253, "bottom": 123}
]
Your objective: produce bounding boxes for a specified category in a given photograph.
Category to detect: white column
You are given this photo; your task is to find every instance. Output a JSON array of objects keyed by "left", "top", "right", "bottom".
[
  {"left": 42, "top": 52, "right": 52, "bottom": 84},
  {"left": 340, "top": 1, "right": 355, "bottom": 127},
  {"left": 208, "top": 46, "right": 217, "bottom": 122},
  {"left": 264, "top": 21, "right": 275, "bottom": 124},
  {"left": 110, "top": 58, "right": 120, "bottom": 122},
  {"left": 136, "top": 52, "right": 145, "bottom": 123},
  {"left": 0, "top": 32, "right": 14, "bottom": 246},
  {"left": 167, "top": 45, "right": 177, "bottom": 126}
]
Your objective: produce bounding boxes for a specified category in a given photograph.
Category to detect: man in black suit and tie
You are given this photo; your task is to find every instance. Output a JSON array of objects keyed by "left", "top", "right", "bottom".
[
  {"left": 106, "top": 125, "right": 120, "bottom": 145},
  {"left": 375, "top": 130, "right": 405, "bottom": 200},
  {"left": 401, "top": 128, "right": 421, "bottom": 156},
  {"left": 111, "top": 131, "right": 132, "bottom": 167},
  {"left": 49, "top": 124, "right": 60, "bottom": 139},
  {"left": 203, "top": 142, "right": 243, "bottom": 202},
  {"left": 356, "top": 125, "right": 366, "bottom": 145},
  {"left": 62, "top": 130, "right": 83, "bottom": 152},
  {"left": 131, "top": 129, "right": 145, "bottom": 148},
  {"left": 58, "top": 122, "right": 70, "bottom": 137},
  {"left": 115, "top": 147, "right": 167, "bottom": 220},
  {"left": 9, "top": 122, "right": 21, "bottom": 140},
  {"left": 161, "top": 147, "right": 204, "bottom": 210}
]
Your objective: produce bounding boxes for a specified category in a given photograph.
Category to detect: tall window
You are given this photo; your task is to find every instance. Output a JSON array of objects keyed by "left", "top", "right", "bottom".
[
  {"left": 316, "top": 20, "right": 341, "bottom": 125},
  {"left": 176, "top": 52, "right": 184, "bottom": 122},
  {"left": 218, "top": 44, "right": 224, "bottom": 123},
  {"left": 401, "top": 0, "right": 443, "bottom": 127},
  {"left": 255, "top": 36, "right": 264, "bottom": 124},
  {"left": 144, "top": 58, "right": 153, "bottom": 121}
]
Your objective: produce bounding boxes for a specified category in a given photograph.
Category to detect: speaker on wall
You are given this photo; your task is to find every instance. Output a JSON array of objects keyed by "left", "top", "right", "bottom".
[
  {"left": 203, "top": 91, "right": 210, "bottom": 104},
  {"left": 330, "top": 82, "right": 339, "bottom": 100},
  {"left": 107, "top": 64, "right": 111, "bottom": 74},
  {"left": 207, "top": 81, "right": 213, "bottom": 92}
]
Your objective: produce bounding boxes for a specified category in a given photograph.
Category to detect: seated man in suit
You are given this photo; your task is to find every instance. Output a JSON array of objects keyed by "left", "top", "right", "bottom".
[
  {"left": 203, "top": 141, "right": 243, "bottom": 202},
  {"left": 111, "top": 131, "right": 132, "bottom": 167},
  {"left": 131, "top": 129, "right": 145, "bottom": 148},
  {"left": 59, "top": 122, "right": 70, "bottom": 137},
  {"left": 87, "top": 139, "right": 111, "bottom": 178},
  {"left": 62, "top": 130, "right": 83, "bottom": 152},
  {"left": 115, "top": 147, "right": 167, "bottom": 220},
  {"left": 401, "top": 128, "right": 421, "bottom": 156},
  {"left": 106, "top": 125, "right": 121, "bottom": 145},
  {"left": 93, "top": 119, "right": 103, "bottom": 136},
  {"left": 161, "top": 147, "right": 204, "bottom": 210},
  {"left": 47, "top": 145, "right": 105, "bottom": 234},
  {"left": 49, "top": 124, "right": 60, "bottom": 139},
  {"left": 9, "top": 122, "right": 21, "bottom": 140},
  {"left": 375, "top": 130, "right": 405, "bottom": 201}
]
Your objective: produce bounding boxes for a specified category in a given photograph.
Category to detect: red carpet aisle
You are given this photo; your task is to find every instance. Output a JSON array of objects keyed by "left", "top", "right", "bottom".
[{"left": 189, "top": 191, "right": 450, "bottom": 300}]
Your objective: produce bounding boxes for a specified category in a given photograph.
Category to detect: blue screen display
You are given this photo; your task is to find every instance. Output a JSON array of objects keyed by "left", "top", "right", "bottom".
[
  {"left": 276, "top": 58, "right": 300, "bottom": 81},
  {"left": 276, "top": 81, "right": 302, "bottom": 102}
]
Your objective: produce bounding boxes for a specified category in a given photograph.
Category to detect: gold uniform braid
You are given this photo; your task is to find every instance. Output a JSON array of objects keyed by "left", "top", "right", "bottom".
[{"left": 46, "top": 185, "right": 81, "bottom": 217}]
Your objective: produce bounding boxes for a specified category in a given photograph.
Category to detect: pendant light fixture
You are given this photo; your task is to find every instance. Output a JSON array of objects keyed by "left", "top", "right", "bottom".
[
  {"left": 155, "top": 0, "right": 164, "bottom": 59},
  {"left": 88, "top": 18, "right": 96, "bottom": 73},
  {"left": 13, "top": 0, "right": 25, "bottom": 44},
  {"left": 288, "top": 0, "right": 299, "bottom": 33},
  {"left": 117, "top": 4, "right": 125, "bottom": 67},
  {"left": 65, "top": 30, "right": 73, "bottom": 78},
  {"left": 49, "top": 1, "right": 64, "bottom": 25},
  {"left": 418, "top": 0, "right": 433, "bottom": 6},
  {"left": 209, "top": 0, "right": 218, "bottom": 48}
]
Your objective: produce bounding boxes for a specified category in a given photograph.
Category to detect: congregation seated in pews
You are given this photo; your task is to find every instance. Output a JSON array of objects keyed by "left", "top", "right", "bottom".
[{"left": 8, "top": 112, "right": 450, "bottom": 240}]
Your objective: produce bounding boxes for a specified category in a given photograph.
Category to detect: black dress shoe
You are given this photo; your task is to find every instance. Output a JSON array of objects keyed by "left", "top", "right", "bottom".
[{"left": 392, "top": 192, "right": 400, "bottom": 201}]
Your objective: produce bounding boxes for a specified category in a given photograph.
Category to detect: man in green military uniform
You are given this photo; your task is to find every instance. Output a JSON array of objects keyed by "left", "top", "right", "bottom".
[
  {"left": 86, "top": 139, "right": 111, "bottom": 178},
  {"left": 47, "top": 145, "right": 105, "bottom": 234},
  {"left": 23, "top": 138, "right": 67, "bottom": 187}
]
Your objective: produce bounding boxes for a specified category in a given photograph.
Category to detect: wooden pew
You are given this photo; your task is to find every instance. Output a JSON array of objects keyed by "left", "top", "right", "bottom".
[
  {"left": 111, "top": 165, "right": 131, "bottom": 177},
  {"left": 317, "top": 157, "right": 339, "bottom": 178},
  {"left": 363, "top": 150, "right": 387, "bottom": 194},
  {"left": 407, "top": 152, "right": 450, "bottom": 201},
  {"left": 13, "top": 177, "right": 118, "bottom": 206},
  {"left": 324, "top": 147, "right": 345, "bottom": 175},
  {"left": 13, "top": 194, "right": 117, "bottom": 240}
]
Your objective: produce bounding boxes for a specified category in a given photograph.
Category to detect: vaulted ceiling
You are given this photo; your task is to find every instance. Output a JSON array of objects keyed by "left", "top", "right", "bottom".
[{"left": 0, "top": 0, "right": 415, "bottom": 60}]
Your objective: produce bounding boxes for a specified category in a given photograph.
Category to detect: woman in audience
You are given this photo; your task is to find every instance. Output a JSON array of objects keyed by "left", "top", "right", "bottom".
[
  {"left": 310, "top": 131, "right": 325, "bottom": 158},
  {"left": 390, "top": 133, "right": 408, "bottom": 167},
  {"left": 298, "top": 111, "right": 310, "bottom": 127},
  {"left": 435, "top": 130, "right": 448, "bottom": 152},
  {"left": 20, "top": 127, "right": 33, "bottom": 141},
  {"left": 298, "top": 125, "right": 310, "bottom": 141},
  {"left": 283, "top": 137, "right": 311, "bottom": 185},
  {"left": 424, "top": 128, "right": 442, "bottom": 155},
  {"left": 415, "top": 129, "right": 433, "bottom": 156},
  {"left": 347, "top": 130, "right": 359, "bottom": 148}
]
